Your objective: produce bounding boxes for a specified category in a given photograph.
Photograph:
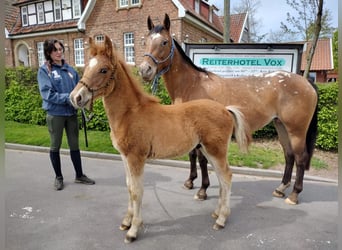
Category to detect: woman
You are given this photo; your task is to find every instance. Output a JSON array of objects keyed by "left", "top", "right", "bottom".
[{"left": 38, "top": 38, "right": 95, "bottom": 190}]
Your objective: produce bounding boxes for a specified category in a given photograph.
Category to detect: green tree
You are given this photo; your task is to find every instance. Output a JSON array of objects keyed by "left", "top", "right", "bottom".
[{"left": 280, "top": 0, "right": 333, "bottom": 41}]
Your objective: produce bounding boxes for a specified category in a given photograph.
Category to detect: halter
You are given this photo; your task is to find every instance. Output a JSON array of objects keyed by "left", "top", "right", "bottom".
[
  {"left": 143, "top": 38, "right": 175, "bottom": 94},
  {"left": 79, "top": 71, "right": 115, "bottom": 111}
]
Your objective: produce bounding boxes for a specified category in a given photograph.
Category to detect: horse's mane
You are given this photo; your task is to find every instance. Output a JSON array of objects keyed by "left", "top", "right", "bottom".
[
  {"left": 90, "top": 42, "right": 160, "bottom": 105},
  {"left": 149, "top": 25, "right": 208, "bottom": 74},
  {"left": 172, "top": 39, "right": 208, "bottom": 74}
]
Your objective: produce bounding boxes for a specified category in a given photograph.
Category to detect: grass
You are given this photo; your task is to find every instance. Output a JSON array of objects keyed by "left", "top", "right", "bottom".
[{"left": 5, "top": 121, "right": 328, "bottom": 170}]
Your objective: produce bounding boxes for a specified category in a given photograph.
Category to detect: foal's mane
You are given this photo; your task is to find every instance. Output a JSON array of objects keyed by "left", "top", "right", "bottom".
[
  {"left": 149, "top": 25, "right": 208, "bottom": 74},
  {"left": 90, "top": 41, "right": 159, "bottom": 104}
]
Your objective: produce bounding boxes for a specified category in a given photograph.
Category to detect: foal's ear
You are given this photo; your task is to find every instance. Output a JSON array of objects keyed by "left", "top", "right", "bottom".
[
  {"left": 89, "top": 37, "right": 97, "bottom": 56},
  {"left": 104, "top": 35, "right": 113, "bottom": 59},
  {"left": 164, "top": 13, "right": 170, "bottom": 31},
  {"left": 147, "top": 15, "right": 154, "bottom": 31}
]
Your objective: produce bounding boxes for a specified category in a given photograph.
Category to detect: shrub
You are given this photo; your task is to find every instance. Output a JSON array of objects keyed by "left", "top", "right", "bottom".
[
  {"left": 316, "top": 82, "right": 338, "bottom": 151},
  {"left": 4, "top": 67, "right": 338, "bottom": 151}
]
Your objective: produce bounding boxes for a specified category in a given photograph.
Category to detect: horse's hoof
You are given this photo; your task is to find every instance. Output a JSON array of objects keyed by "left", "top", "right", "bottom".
[
  {"left": 213, "top": 223, "right": 224, "bottom": 230},
  {"left": 211, "top": 212, "right": 218, "bottom": 219},
  {"left": 272, "top": 189, "right": 285, "bottom": 198},
  {"left": 183, "top": 180, "right": 194, "bottom": 189},
  {"left": 124, "top": 235, "right": 136, "bottom": 243},
  {"left": 120, "top": 224, "right": 131, "bottom": 231},
  {"left": 194, "top": 190, "right": 207, "bottom": 201},
  {"left": 285, "top": 194, "right": 298, "bottom": 205}
]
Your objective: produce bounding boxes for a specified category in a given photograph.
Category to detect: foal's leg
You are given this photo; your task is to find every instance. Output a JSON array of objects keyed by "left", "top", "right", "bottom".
[
  {"left": 120, "top": 157, "right": 134, "bottom": 230},
  {"left": 272, "top": 119, "right": 293, "bottom": 198},
  {"left": 184, "top": 148, "right": 198, "bottom": 189},
  {"left": 210, "top": 158, "right": 232, "bottom": 230},
  {"left": 194, "top": 150, "right": 210, "bottom": 201},
  {"left": 119, "top": 156, "right": 144, "bottom": 243}
]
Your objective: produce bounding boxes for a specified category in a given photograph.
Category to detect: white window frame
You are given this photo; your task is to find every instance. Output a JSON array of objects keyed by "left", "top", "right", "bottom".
[
  {"left": 118, "top": 0, "right": 141, "bottom": 8},
  {"left": 54, "top": 0, "right": 62, "bottom": 21},
  {"left": 194, "top": 0, "right": 200, "bottom": 14},
  {"left": 37, "top": 2, "right": 45, "bottom": 24},
  {"left": 74, "top": 38, "right": 84, "bottom": 66},
  {"left": 72, "top": 0, "right": 81, "bottom": 18},
  {"left": 124, "top": 32, "right": 135, "bottom": 64},
  {"left": 95, "top": 35, "right": 105, "bottom": 44},
  {"left": 37, "top": 42, "right": 45, "bottom": 67},
  {"left": 21, "top": 6, "right": 29, "bottom": 26}
]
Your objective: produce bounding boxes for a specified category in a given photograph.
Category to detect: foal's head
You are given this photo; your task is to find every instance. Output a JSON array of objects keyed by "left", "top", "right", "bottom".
[
  {"left": 139, "top": 13, "right": 173, "bottom": 81},
  {"left": 70, "top": 35, "right": 116, "bottom": 110}
]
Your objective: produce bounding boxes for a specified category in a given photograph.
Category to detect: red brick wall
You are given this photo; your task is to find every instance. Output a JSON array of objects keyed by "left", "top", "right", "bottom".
[{"left": 84, "top": 1, "right": 180, "bottom": 66}]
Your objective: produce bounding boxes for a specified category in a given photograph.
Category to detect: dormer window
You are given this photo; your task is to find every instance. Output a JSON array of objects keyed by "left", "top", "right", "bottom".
[
  {"left": 194, "top": 0, "right": 200, "bottom": 14},
  {"left": 21, "top": 6, "right": 28, "bottom": 26}
]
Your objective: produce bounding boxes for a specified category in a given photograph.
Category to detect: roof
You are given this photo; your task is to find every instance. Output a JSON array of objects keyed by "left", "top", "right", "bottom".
[
  {"left": 301, "top": 38, "right": 334, "bottom": 71},
  {"left": 7, "top": 0, "right": 80, "bottom": 37},
  {"left": 221, "top": 13, "right": 247, "bottom": 42},
  {"left": 5, "top": 0, "right": 20, "bottom": 33},
  {"left": 5, "top": 0, "right": 245, "bottom": 42},
  {"left": 178, "top": 0, "right": 223, "bottom": 34}
]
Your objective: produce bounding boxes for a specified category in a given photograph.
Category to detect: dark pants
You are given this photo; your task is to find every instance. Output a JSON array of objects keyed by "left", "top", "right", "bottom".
[{"left": 46, "top": 114, "right": 83, "bottom": 178}]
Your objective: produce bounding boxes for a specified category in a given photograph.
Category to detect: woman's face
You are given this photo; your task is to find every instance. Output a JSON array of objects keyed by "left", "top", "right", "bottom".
[{"left": 50, "top": 42, "right": 64, "bottom": 65}]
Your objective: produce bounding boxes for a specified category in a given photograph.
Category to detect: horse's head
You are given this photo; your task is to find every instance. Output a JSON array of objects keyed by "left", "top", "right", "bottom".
[
  {"left": 70, "top": 35, "right": 116, "bottom": 110},
  {"left": 139, "top": 13, "right": 174, "bottom": 82}
]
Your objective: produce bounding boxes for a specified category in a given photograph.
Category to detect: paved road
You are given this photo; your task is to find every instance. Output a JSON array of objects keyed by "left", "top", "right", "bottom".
[{"left": 5, "top": 148, "right": 338, "bottom": 250}]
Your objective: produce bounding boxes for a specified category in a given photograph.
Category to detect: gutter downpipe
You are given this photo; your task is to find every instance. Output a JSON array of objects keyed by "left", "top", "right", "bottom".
[{"left": 77, "top": 0, "right": 97, "bottom": 32}]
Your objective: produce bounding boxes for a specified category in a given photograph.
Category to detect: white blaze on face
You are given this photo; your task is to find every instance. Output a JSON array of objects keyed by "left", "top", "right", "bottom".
[
  {"left": 151, "top": 33, "right": 162, "bottom": 42},
  {"left": 89, "top": 58, "right": 98, "bottom": 68}
]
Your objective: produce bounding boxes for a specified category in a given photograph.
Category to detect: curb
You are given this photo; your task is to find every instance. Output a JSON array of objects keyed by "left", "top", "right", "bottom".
[{"left": 5, "top": 143, "right": 337, "bottom": 184}]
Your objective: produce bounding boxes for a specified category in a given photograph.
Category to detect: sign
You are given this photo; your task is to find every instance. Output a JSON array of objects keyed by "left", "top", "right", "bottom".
[{"left": 185, "top": 43, "right": 304, "bottom": 78}]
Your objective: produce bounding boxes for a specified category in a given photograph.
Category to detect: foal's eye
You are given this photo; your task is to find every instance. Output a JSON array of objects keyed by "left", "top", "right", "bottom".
[
  {"left": 100, "top": 68, "right": 108, "bottom": 74},
  {"left": 162, "top": 40, "right": 168, "bottom": 46}
]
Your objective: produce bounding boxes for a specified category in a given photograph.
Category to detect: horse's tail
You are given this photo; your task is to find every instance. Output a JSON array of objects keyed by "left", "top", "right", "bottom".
[
  {"left": 226, "top": 106, "right": 251, "bottom": 153},
  {"left": 305, "top": 79, "right": 319, "bottom": 170}
]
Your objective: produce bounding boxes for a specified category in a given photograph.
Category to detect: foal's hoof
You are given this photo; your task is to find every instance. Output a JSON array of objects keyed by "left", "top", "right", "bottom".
[
  {"left": 213, "top": 223, "right": 224, "bottom": 230},
  {"left": 183, "top": 179, "right": 194, "bottom": 189},
  {"left": 211, "top": 212, "right": 219, "bottom": 219},
  {"left": 124, "top": 235, "right": 136, "bottom": 244},
  {"left": 120, "top": 224, "right": 131, "bottom": 231},
  {"left": 194, "top": 190, "right": 207, "bottom": 201},
  {"left": 272, "top": 189, "right": 286, "bottom": 198}
]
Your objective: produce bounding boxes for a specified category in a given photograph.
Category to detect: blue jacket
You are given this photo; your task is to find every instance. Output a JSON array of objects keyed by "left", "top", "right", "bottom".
[{"left": 38, "top": 60, "right": 79, "bottom": 116}]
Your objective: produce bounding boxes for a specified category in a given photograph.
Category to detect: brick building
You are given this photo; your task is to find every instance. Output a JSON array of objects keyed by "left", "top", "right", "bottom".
[{"left": 5, "top": 0, "right": 248, "bottom": 68}]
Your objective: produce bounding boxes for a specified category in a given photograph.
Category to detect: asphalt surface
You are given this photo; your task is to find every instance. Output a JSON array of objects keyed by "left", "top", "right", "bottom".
[{"left": 5, "top": 145, "right": 338, "bottom": 250}]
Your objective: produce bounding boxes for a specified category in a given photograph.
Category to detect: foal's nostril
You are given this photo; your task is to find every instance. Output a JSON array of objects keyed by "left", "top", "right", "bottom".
[{"left": 76, "top": 95, "right": 82, "bottom": 105}]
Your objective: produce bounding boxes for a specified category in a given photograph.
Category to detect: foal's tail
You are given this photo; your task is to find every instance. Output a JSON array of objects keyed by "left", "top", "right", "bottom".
[{"left": 226, "top": 106, "right": 251, "bottom": 152}]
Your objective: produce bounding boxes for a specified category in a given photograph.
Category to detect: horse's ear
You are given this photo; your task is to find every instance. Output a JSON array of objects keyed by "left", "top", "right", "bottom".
[
  {"left": 164, "top": 13, "right": 170, "bottom": 31},
  {"left": 147, "top": 15, "right": 154, "bottom": 31},
  {"left": 104, "top": 35, "right": 113, "bottom": 59}
]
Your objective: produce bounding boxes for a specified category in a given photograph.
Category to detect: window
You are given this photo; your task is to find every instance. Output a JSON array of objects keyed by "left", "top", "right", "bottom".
[
  {"left": 74, "top": 38, "right": 84, "bottom": 66},
  {"left": 21, "top": 6, "right": 28, "bottom": 26},
  {"left": 95, "top": 35, "right": 105, "bottom": 44},
  {"left": 124, "top": 32, "right": 135, "bottom": 64},
  {"left": 73, "top": 0, "right": 81, "bottom": 18},
  {"left": 37, "top": 3, "right": 45, "bottom": 24},
  {"left": 194, "top": 0, "right": 200, "bottom": 14},
  {"left": 37, "top": 42, "right": 45, "bottom": 67},
  {"left": 54, "top": 0, "right": 62, "bottom": 21},
  {"left": 118, "top": 0, "right": 141, "bottom": 8}
]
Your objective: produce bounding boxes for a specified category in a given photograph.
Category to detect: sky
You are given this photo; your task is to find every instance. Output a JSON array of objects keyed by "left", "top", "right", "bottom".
[{"left": 208, "top": 0, "right": 338, "bottom": 40}]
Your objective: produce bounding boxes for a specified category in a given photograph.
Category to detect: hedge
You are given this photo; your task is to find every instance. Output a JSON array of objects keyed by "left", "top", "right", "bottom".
[{"left": 4, "top": 67, "right": 338, "bottom": 151}]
